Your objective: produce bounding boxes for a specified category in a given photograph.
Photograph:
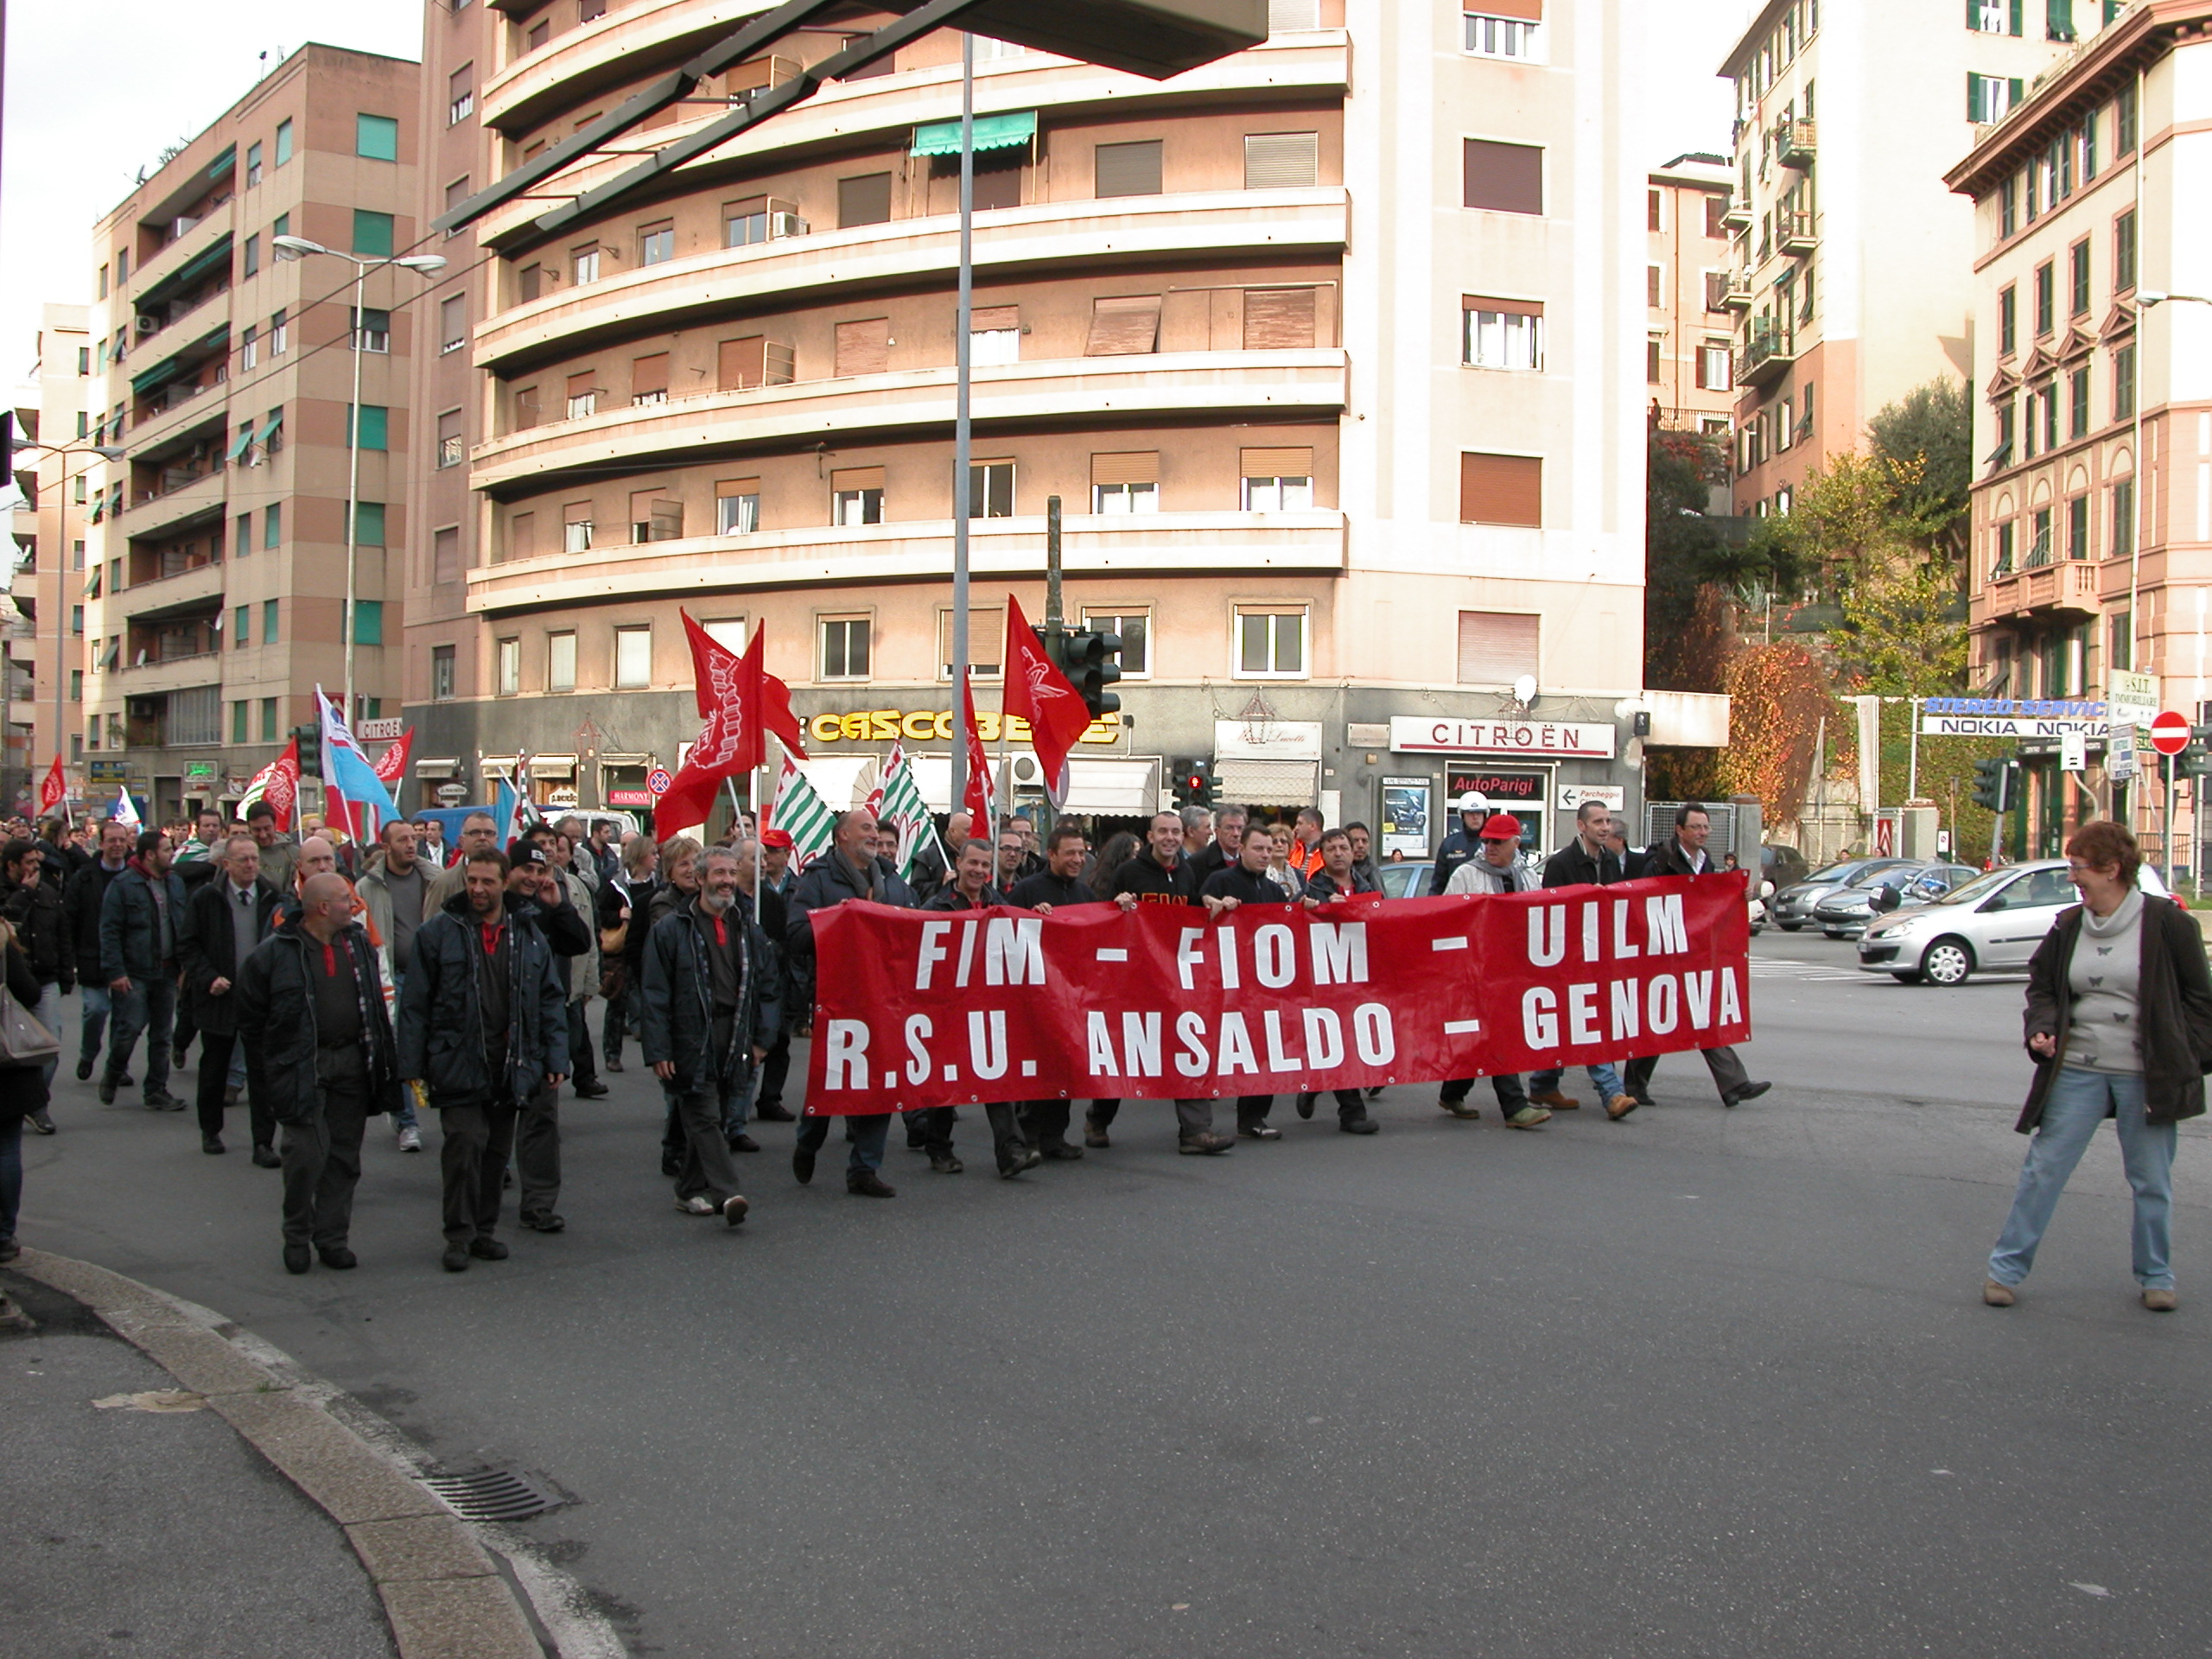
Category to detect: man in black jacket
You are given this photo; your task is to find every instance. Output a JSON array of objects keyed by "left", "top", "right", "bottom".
[
  {"left": 728, "top": 836, "right": 793, "bottom": 1123},
  {"left": 1201, "top": 823, "right": 1303, "bottom": 1142},
  {"left": 1090, "top": 811, "right": 1232, "bottom": 1154},
  {"left": 1289, "top": 829, "right": 1382, "bottom": 1135},
  {"left": 917, "top": 839, "right": 1039, "bottom": 1179},
  {"left": 640, "top": 846, "right": 777, "bottom": 1228},
  {"left": 99, "top": 830, "right": 188, "bottom": 1112},
  {"left": 1187, "top": 804, "right": 1248, "bottom": 887},
  {"left": 237, "top": 874, "right": 402, "bottom": 1274},
  {"left": 1427, "top": 792, "right": 1494, "bottom": 895},
  {"left": 178, "top": 834, "right": 282, "bottom": 1157},
  {"left": 1008, "top": 822, "right": 1106, "bottom": 1160},
  {"left": 397, "top": 849, "right": 573, "bottom": 1272},
  {"left": 62, "top": 820, "right": 133, "bottom": 1086},
  {"left": 1621, "top": 803, "right": 1770, "bottom": 1109},
  {"left": 1, "top": 837, "right": 72, "bottom": 1112},
  {"left": 785, "top": 810, "right": 910, "bottom": 1198},
  {"left": 1527, "top": 800, "right": 1639, "bottom": 1120}
]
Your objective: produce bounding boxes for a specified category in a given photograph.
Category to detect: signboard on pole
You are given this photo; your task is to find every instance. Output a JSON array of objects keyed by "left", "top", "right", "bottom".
[
  {"left": 2110, "top": 722, "right": 2140, "bottom": 782},
  {"left": 2109, "top": 671, "right": 2160, "bottom": 726},
  {"left": 2060, "top": 733, "right": 2088, "bottom": 772},
  {"left": 2150, "top": 710, "right": 2191, "bottom": 755}
]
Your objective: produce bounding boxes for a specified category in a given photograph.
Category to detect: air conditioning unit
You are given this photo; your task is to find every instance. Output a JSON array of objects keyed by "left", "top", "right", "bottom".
[
  {"left": 171, "top": 214, "right": 199, "bottom": 240},
  {"left": 767, "top": 212, "right": 809, "bottom": 239},
  {"left": 135, "top": 315, "right": 162, "bottom": 335},
  {"left": 1008, "top": 753, "right": 1046, "bottom": 788}
]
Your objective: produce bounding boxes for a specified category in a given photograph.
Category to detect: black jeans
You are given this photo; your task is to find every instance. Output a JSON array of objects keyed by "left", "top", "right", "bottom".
[
  {"left": 280, "top": 1066, "right": 369, "bottom": 1249},
  {"left": 105, "top": 975, "right": 176, "bottom": 1102},
  {"left": 1021, "top": 1099, "right": 1074, "bottom": 1149},
  {"left": 1294, "top": 1090, "right": 1373, "bottom": 1122},
  {"left": 437, "top": 1097, "right": 519, "bottom": 1245},
  {"left": 1624, "top": 1046, "right": 1749, "bottom": 1101},
  {"left": 671, "top": 1071, "right": 747, "bottom": 1205},
  {"left": 920, "top": 1101, "right": 1024, "bottom": 1161},
  {"left": 566, "top": 999, "right": 597, "bottom": 1086},
  {"left": 755, "top": 1026, "right": 791, "bottom": 1112},
  {"left": 1440, "top": 1073, "right": 1529, "bottom": 1112},
  {"left": 601, "top": 982, "right": 629, "bottom": 1065},
  {"left": 196, "top": 1029, "right": 273, "bottom": 1149},
  {"left": 516, "top": 1081, "right": 561, "bottom": 1222}
]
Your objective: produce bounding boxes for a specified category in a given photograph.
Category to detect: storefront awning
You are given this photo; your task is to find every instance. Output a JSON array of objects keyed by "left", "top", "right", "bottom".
[
  {"left": 413, "top": 758, "right": 461, "bottom": 779},
  {"left": 911, "top": 110, "right": 1037, "bottom": 156}
]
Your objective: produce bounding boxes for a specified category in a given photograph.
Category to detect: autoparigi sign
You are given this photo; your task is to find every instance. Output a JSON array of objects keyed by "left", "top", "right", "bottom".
[{"left": 804, "top": 876, "right": 1751, "bottom": 1109}]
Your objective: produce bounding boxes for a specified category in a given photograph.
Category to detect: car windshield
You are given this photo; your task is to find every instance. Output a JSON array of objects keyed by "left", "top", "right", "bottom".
[{"left": 1932, "top": 868, "right": 2014, "bottom": 906}]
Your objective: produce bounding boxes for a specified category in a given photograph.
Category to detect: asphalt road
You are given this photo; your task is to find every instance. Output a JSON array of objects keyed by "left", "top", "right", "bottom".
[{"left": 15, "top": 932, "right": 2212, "bottom": 1658}]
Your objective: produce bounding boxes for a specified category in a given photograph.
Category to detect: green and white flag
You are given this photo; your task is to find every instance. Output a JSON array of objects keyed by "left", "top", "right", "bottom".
[
  {"left": 765, "top": 747, "right": 836, "bottom": 871},
  {"left": 877, "top": 742, "right": 943, "bottom": 883}
]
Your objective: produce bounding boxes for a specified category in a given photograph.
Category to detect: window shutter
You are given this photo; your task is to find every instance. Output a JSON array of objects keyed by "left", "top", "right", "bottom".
[
  {"left": 969, "top": 305, "right": 1020, "bottom": 333},
  {"left": 514, "top": 385, "right": 540, "bottom": 428},
  {"left": 567, "top": 371, "right": 595, "bottom": 400},
  {"left": 717, "top": 477, "right": 761, "bottom": 500},
  {"left": 1463, "top": 139, "right": 1544, "bottom": 215},
  {"left": 435, "top": 525, "right": 462, "bottom": 582},
  {"left": 2009, "top": 0, "right": 2023, "bottom": 32},
  {"left": 563, "top": 500, "right": 593, "bottom": 526},
  {"left": 1462, "top": 295, "right": 1543, "bottom": 317},
  {"left": 1085, "top": 296, "right": 1161, "bottom": 355},
  {"left": 1457, "top": 612, "right": 1541, "bottom": 683},
  {"left": 719, "top": 336, "right": 766, "bottom": 389},
  {"left": 837, "top": 172, "right": 893, "bottom": 227},
  {"left": 1459, "top": 453, "right": 1542, "bottom": 527},
  {"left": 1241, "top": 446, "right": 1313, "bottom": 478},
  {"left": 1091, "top": 451, "right": 1159, "bottom": 486},
  {"left": 832, "top": 467, "right": 887, "bottom": 493},
  {"left": 631, "top": 353, "right": 669, "bottom": 397},
  {"left": 1478, "top": 0, "right": 1542, "bottom": 16},
  {"left": 1243, "top": 132, "right": 1319, "bottom": 188},
  {"left": 1243, "top": 289, "right": 1317, "bottom": 349},
  {"left": 1268, "top": 0, "right": 1320, "bottom": 28},
  {"left": 1094, "top": 140, "right": 1163, "bottom": 198},
  {"left": 834, "top": 318, "right": 890, "bottom": 377}
]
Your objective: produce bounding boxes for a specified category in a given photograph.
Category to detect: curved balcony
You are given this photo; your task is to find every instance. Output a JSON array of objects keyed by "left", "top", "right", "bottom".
[
  {"left": 482, "top": 0, "right": 772, "bottom": 133},
  {"left": 475, "top": 32, "right": 1351, "bottom": 248},
  {"left": 469, "top": 348, "right": 1348, "bottom": 493},
  {"left": 122, "top": 466, "right": 227, "bottom": 540},
  {"left": 127, "top": 283, "right": 233, "bottom": 385},
  {"left": 466, "top": 508, "right": 1347, "bottom": 613},
  {"left": 121, "top": 559, "right": 226, "bottom": 619},
  {"left": 125, "top": 204, "right": 236, "bottom": 314},
  {"left": 477, "top": 188, "right": 1348, "bottom": 370}
]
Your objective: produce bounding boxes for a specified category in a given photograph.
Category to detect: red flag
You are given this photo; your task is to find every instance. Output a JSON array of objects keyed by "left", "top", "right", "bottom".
[
  {"left": 1001, "top": 594, "right": 1093, "bottom": 793},
  {"left": 959, "top": 666, "right": 991, "bottom": 826},
  {"left": 38, "top": 757, "right": 66, "bottom": 817},
  {"left": 372, "top": 727, "right": 414, "bottom": 786},
  {"left": 247, "top": 739, "right": 302, "bottom": 833},
  {"left": 680, "top": 613, "right": 807, "bottom": 769}
]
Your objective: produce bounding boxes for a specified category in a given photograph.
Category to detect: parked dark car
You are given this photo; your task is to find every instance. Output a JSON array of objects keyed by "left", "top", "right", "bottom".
[
  {"left": 1813, "top": 861, "right": 1980, "bottom": 939},
  {"left": 1769, "top": 858, "right": 1917, "bottom": 931},
  {"left": 1759, "top": 843, "right": 1809, "bottom": 892}
]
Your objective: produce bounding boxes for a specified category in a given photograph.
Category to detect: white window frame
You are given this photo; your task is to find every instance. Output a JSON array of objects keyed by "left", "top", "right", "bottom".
[
  {"left": 1697, "top": 343, "right": 1733, "bottom": 391},
  {"left": 1464, "top": 308, "right": 1543, "bottom": 371},
  {"left": 573, "top": 247, "right": 601, "bottom": 285},
  {"left": 715, "top": 492, "right": 760, "bottom": 535},
  {"left": 1241, "top": 474, "right": 1313, "bottom": 512},
  {"left": 1083, "top": 609, "right": 1153, "bottom": 678},
  {"left": 639, "top": 225, "right": 675, "bottom": 266},
  {"left": 833, "top": 487, "right": 884, "bottom": 527},
  {"left": 818, "top": 614, "right": 871, "bottom": 682},
  {"left": 547, "top": 631, "right": 577, "bottom": 691},
  {"left": 1232, "top": 606, "right": 1309, "bottom": 680},
  {"left": 1464, "top": 10, "right": 1545, "bottom": 62},
  {"left": 970, "top": 327, "right": 1020, "bottom": 365},
  {"left": 1092, "top": 480, "right": 1159, "bottom": 515},
  {"left": 496, "top": 636, "right": 521, "bottom": 696},
  {"left": 564, "top": 517, "right": 594, "bottom": 553},
  {"left": 613, "top": 625, "right": 652, "bottom": 689},
  {"left": 566, "top": 389, "right": 598, "bottom": 419}
]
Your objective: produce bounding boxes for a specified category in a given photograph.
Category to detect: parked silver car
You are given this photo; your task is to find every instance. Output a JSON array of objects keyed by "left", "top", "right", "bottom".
[
  {"left": 1770, "top": 858, "right": 1917, "bottom": 930},
  {"left": 1856, "top": 859, "right": 2172, "bottom": 986},
  {"left": 1813, "top": 861, "right": 1980, "bottom": 939}
]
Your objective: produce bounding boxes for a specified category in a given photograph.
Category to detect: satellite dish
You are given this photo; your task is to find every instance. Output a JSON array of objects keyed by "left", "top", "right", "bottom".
[{"left": 1511, "top": 674, "right": 1537, "bottom": 705}]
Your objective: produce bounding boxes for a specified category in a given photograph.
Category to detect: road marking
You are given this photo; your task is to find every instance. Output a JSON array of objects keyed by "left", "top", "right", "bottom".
[
  {"left": 1432, "top": 937, "right": 1468, "bottom": 951},
  {"left": 1443, "top": 1019, "right": 1481, "bottom": 1033},
  {"left": 1095, "top": 948, "right": 1128, "bottom": 963}
]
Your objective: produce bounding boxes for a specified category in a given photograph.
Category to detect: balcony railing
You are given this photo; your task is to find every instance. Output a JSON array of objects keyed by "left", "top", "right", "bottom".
[
  {"left": 1778, "top": 210, "right": 1818, "bottom": 255},
  {"left": 1734, "top": 323, "right": 1796, "bottom": 389},
  {"left": 1776, "top": 120, "right": 1815, "bottom": 167}
]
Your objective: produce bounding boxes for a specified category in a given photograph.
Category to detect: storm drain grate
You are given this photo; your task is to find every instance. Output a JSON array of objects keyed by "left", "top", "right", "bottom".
[{"left": 421, "top": 1466, "right": 566, "bottom": 1523}]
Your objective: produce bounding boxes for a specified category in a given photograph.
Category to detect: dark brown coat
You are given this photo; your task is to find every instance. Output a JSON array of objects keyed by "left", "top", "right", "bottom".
[{"left": 2020, "top": 896, "right": 2212, "bottom": 1131}]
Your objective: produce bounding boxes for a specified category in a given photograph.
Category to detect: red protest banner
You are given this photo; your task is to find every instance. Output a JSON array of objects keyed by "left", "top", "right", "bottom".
[{"left": 804, "top": 875, "right": 1751, "bottom": 1111}]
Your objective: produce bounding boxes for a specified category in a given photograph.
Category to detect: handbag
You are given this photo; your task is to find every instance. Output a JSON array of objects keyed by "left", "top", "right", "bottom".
[
  {"left": 600, "top": 922, "right": 628, "bottom": 957},
  {"left": 0, "top": 995, "right": 60, "bottom": 1068}
]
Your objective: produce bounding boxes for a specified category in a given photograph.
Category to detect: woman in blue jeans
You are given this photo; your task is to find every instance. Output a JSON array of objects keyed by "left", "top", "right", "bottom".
[
  {"left": 1986, "top": 819, "right": 2212, "bottom": 1312},
  {"left": 0, "top": 918, "right": 54, "bottom": 1264}
]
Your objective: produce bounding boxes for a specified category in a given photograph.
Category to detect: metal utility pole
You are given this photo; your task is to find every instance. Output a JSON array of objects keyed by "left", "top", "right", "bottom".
[
  {"left": 948, "top": 31, "right": 976, "bottom": 818},
  {"left": 1044, "top": 494, "right": 1064, "bottom": 636}
]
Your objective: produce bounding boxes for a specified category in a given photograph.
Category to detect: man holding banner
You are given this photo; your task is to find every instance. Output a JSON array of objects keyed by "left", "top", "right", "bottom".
[{"left": 917, "top": 839, "right": 1038, "bottom": 1179}]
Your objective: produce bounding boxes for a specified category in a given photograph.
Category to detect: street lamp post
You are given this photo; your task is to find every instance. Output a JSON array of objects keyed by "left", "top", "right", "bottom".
[
  {"left": 14, "top": 440, "right": 125, "bottom": 814},
  {"left": 271, "top": 237, "right": 446, "bottom": 725}
]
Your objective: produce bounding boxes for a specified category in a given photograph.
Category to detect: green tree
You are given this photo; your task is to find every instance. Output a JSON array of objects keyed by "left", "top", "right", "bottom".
[{"left": 1867, "top": 378, "right": 1972, "bottom": 557}]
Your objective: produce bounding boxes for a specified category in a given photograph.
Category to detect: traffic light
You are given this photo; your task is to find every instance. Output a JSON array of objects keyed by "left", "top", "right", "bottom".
[
  {"left": 1063, "top": 628, "right": 1123, "bottom": 720},
  {"left": 1970, "top": 754, "right": 2016, "bottom": 812},
  {"left": 2185, "top": 726, "right": 2212, "bottom": 778},
  {"left": 291, "top": 725, "right": 323, "bottom": 779},
  {"left": 1173, "top": 759, "right": 1216, "bottom": 809}
]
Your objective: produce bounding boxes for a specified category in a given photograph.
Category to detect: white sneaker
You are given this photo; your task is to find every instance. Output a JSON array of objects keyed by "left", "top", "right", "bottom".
[{"left": 397, "top": 1125, "right": 423, "bottom": 1153}]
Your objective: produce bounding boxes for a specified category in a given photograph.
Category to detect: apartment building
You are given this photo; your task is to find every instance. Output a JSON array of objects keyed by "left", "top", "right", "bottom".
[
  {"left": 1646, "top": 153, "right": 1738, "bottom": 440},
  {"left": 405, "top": 0, "right": 1672, "bottom": 846},
  {"left": 1720, "top": 0, "right": 2102, "bottom": 517},
  {"left": 1947, "top": 0, "right": 2212, "bottom": 856},
  {"left": 8, "top": 305, "right": 92, "bottom": 812},
  {"left": 79, "top": 44, "right": 422, "bottom": 824}
]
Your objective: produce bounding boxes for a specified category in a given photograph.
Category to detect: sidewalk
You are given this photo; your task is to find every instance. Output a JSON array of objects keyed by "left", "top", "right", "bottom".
[{"left": 0, "top": 1250, "right": 543, "bottom": 1659}]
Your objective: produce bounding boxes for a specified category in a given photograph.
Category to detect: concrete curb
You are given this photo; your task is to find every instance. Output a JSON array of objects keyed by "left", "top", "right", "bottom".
[{"left": 9, "top": 1246, "right": 601, "bottom": 1659}]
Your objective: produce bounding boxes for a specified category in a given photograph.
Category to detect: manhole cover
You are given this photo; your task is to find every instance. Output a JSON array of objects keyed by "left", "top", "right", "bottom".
[{"left": 421, "top": 1466, "right": 566, "bottom": 1523}]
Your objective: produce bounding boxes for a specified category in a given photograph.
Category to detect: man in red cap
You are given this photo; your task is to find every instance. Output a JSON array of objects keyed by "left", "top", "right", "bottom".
[{"left": 1436, "top": 814, "right": 1554, "bottom": 1129}]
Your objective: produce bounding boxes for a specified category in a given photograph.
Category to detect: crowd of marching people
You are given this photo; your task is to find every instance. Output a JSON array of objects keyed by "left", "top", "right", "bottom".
[{"left": 0, "top": 789, "right": 1778, "bottom": 1278}]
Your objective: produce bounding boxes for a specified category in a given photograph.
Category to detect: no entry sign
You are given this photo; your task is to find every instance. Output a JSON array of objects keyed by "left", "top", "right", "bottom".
[{"left": 2150, "top": 711, "right": 2191, "bottom": 756}]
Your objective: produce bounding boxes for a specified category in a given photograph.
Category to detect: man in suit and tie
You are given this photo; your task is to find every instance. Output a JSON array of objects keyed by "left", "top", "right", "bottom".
[{"left": 179, "top": 834, "right": 282, "bottom": 1157}]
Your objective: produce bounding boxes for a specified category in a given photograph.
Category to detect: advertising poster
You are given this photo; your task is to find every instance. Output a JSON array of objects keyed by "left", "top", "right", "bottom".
[{"left": 1381, "top": 777, "right": 1431, "bottom": 857}]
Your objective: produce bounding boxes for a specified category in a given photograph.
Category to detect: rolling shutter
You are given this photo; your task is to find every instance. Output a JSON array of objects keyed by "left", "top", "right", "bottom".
[
  {"left": 1476, "top": 0, "right": 1542, "bottom": 16},
  {"left": 1464, "top": 139, "right": 1544, "bottom": 215},
  {"left": 630, "top": 353, "right": 669, "bottom": 397},
  {"left": 1456, "top": 612, "right": 1541, "bottom": 683},
  {"left": 1243, "top": 289, "right": 1317, "bottom": 350},
  {"left": 834, "top": 318, "right": 890, "bottom": 378},
  {"left": 1094, "top": 140, "right": 1163, "bottom": 198},
  {"left": 831, "top": 466, "right": 886, "bottom": 493},
  {"left": 1459, "top": 453, "right": 1542, "bottom": 526},
  {"left": 719, "top": 336, "right": 766, "bottom": 389},
  {"left": 1086, "top": 296, "right": 1161, "bottom": 355},
  {"left": 1241, "top": 446, "right": 1313, "bottom": 479},
  {"left": 1243, "top": 131, "right": 1319, "bottom": 188},
  {"left": 1091, "top": 452, "right": 1159, "bottom": 486},
  {"left": 969, "top": 305, "right": 1020, "bottom": 333}
]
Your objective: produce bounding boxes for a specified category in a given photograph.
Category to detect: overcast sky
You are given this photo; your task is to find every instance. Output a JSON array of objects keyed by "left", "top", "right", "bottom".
[{"left": 2, "top": 1, "right": 1745, "bottom": 385}]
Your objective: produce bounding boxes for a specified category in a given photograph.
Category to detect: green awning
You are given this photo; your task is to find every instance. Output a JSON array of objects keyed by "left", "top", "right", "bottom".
[
  {"left": 130, "top": 354, "right": 188, "bottom": 398},
  {"left": 207, "top": 143, "right": 236, "bottom": 179},
  {"left": 226, "top": 425, "right": 256, "bottom": 461},
  {"left": 84, "top": 570, "right": 102, "bottom": 599},
  {"left": 256, "top": 410, "right": 283, "bottom": 444},
  {"left": 911, "top": 111, "right": 1036, "bottom": 156},
  {"left": 136, "top": 233, "right": 233, "bottom": 310}
]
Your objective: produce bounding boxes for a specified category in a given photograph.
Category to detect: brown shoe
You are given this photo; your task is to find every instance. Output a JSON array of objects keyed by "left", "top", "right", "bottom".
[
  {"left": 1605, "top": 1093, "right": 1639, "bottom": 1121},
  {"left": 1084, "top": 1121, "right": 1110, "bottom": 1148},
  {"left": 1983, "top": 1280, "right": 2016, "bottom": 1306},
  {"left": 2142, "top": 1287, "right": 2177, "bottom": 1312},
  {"left": 1177, "top": 1131, "right": 1235, "bottom": 1155},
  {"left": 846, "top": 1171, "right": 897, "bottom": 1198},
  {"left": 1531, "top": 1089, "right": 1581, "bottom": 1111},
  {"left": 1437, "top": 1097, "right": 1480, "bottom": 1120}
]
